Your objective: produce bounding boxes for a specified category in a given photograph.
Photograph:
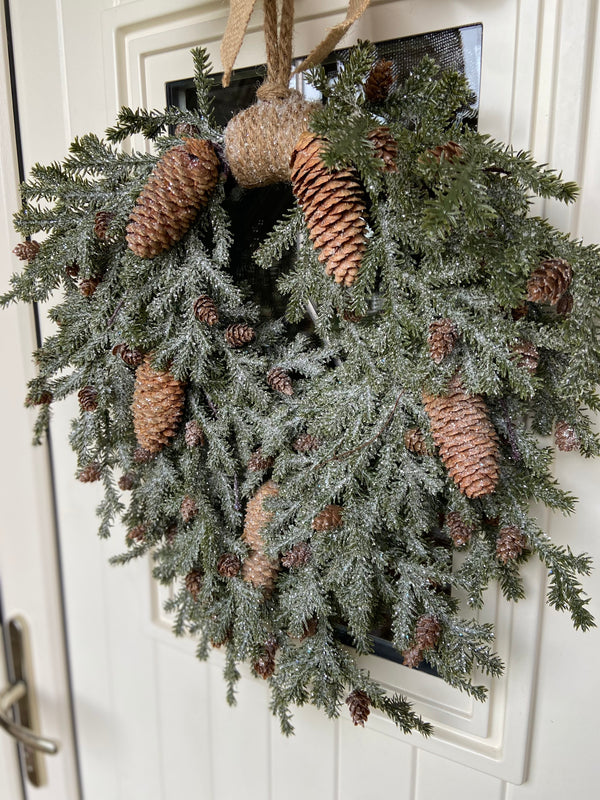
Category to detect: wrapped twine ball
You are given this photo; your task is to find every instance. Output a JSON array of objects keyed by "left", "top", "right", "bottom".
[{"left": 224, "top": 90, "right": 319, "bottom": 188}]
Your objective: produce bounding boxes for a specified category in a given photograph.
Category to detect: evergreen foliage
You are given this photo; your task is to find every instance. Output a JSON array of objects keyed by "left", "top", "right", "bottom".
[{"left": 3, "top": 43, "right": 599, "bottom": 735}]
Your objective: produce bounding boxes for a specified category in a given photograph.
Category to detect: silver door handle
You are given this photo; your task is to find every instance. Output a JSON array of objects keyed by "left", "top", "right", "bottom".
[{"left": 0, "top": 680, "right": 60, "bottom": 754}]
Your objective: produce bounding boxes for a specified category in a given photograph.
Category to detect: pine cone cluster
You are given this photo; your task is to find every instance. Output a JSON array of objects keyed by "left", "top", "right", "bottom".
[
  {"left": 267, "top": 367, "right": 293, "bottom": 396},
  {"left": 346, "top": 689, "right": 371, "bottom": 726},
  {"left": 428, "top": 318, "right": 457, "bottom": 364},
  {"left": 180, "top": 495, "right": 198, "bottom": 523},
  {"left": 185, "top": 569, "right": 203, "bottom": 600},
  {"left": 78, "top": 463, "right": 101, "bottom": 483},
  {"left": 242, "top": 481, "right": 280, "bottom": 591},
  {"left": 248, "top": 448, "right": 275, "bottom": 472},
  {"left": 555, "top": 421, "right": 580, "bottom": 452},
  {"left": 185, "top": 420, "right": 205, "bottom": 448},
  {"left": 527, "top": 258, "right": 572, "bottom": 305},
  {"left": 79, "top": 277, "right": 100, "bottom": 297},
  {"left": 312, "top": 504, "right": 343, "bottom": 531},
  {"left": 126, "top": 138, "right": 219, "bottom": 258},
  {"left": 13, "top": 240, "right": 40, "bottom": 261},
  {"left": 118, "top": 473, "right": 136, "bottom": 491},
  {"left": 367, "top": 126, "right": 398, "bottom": 173},
  {"left": 113, "top": 343, "right": 143, "bottom": 367},
  {"left": 281, "top": 542, "right": 312, "bottom": 569},
  {"left": 193, "top": 295, "right": 219, "bottom": 325},
  {"left": 496, "top": 525, "right": 527, "bottom": 564},
  {"left": 423, "top": 375, "right": 500, "bottom": 498},
  {"left": 404, "top": 427, "right": 429, "bottom": 456},
  {"left": 291, "top": 131, "right": 367, "bottom": 287},
  {"left": 78, "top": 386, "right": 98, "bottom": 412},
  {"left": 127, "top": 524, "right": 146, "bottom": 543},
  {"left": 132, "top": 355, "right": 185, "bottom": 454},
  {"left": 511, "top": 340, "right": 539, "bottom": 373},
  {"left": 364, "top": 59, "right": 394, "bottom": 103},
  {"left": 224, "top": 323, "right": 255, "bottom": 347},
  {"left": 94, "top": 211, "right": 115, "bottom": 241},
  {"left": 217, "top": 553, "right": 241, "bottom": 578},
  {"left": 445, "top": 512, "right": 473, "bottom": 548},
  {"left": 293, "top": 433, "right": 320, "bottom": 453}
]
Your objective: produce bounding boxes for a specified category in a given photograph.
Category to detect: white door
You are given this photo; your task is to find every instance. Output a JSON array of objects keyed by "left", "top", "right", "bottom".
[{"left": 4, "top": 1, "right": 600, "bottom": 798}]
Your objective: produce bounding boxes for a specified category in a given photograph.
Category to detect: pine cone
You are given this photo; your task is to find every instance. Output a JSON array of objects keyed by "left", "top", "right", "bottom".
[
  {"left": 242, "top": 481, "right": 280, "bottom": 591},
  {"left": 127, "top": 524, "right": 146, "bottom": 543},
  {"left": 126, "top": 138, "right": 219, "bottom": 258},
  {"left": 511, "top": 341, "right": 539, "bottom": 373},
  {"left": 404, "top": 427, "right": 429, "bottom": 456},
  {"left": 65, "top": 262, "right": 80, "bottom": 278},
  {"left": 13, "top": 240, "right": 40, "bottom": 261},
  {"left": 217, "top": 553, "right": 241, "bottom": 578},
  {"left": 364, "top": 59, "right": 394, "bottom": 103},
  {"left": 557, "top": 291, "right": 574, "bottom": 316},
  {"left": 511, "top": 303, "right": 529, "bottom": 321},
  {"left": 185, "top": 569, "right": 203, "bottom": 600},
  {"left": 113, "top": 343, "right": 144, "bottom": 367},
  {"left": 185, "top": 420, "right": 205, "bottom": 448},
  {"left": 291, "top": 132, "right": 367, "bottom": 287},
  {"left": 133, "top": 446, "right": 154, "bottom": 464},
  {"left": 224, "top": 323, "right": 255, "bottom": 347},
  {"left": 180, "top": 495, "right": 198, "bottom": 523},
  {"left": 527, "top": 258, "right": 572, "bottom": 304},
  {"left": 345, "top": 689, "right": 371, "bottom": 727},
  {"left": 79, "top": 277, "right": 100, "bottom": 297},
  {"left": 281, "top": 542, "right": 312, "bottom": 569},
  {"left": 248, "top": 448, "right": 275, "bottom": 472},
  {"left": 253, "top": 639, "right": 278, "bottom": 679},
  {"left": 312, "top": 504, "right": 343, "bottom": 531},
  {"left": 267, "top": 367, "right": 293, "bottom": 396},
  {"left": 78, "top": 386, "right": 98, "bottom": 412},
  {"left": 415, "top": 615, "right": 442, "bottom": 650},
  {"left": 300, "top": 617, "right": 319, "bottom": 640},
  {"left": 78, "top": 463, "right": 101, "bottom": 483},
  {"left": 496, "top": 525, "right": 527, "bottom": 564},
  {"left": 427, "top": 141, "right": 464, "bottom": 163},
  {"left": 428, "top": 318, "right": 457, "bottom": 364},
  {"left": 402, "top": 645, "right": 422, "bottom": 669},
  {"left": 166, "top": 524, "right": 178, "bottom": 545},
  {"left": 555, "top": 421, "right": 580, "bottom": 452},
  {"left": 118, "top": 473, "right": 136, "bottom": 491},
  {"left": 293, "top": 434, "right": 320, "bottom": 453},
  {"left": 94, "top": 211, "right": 115, "bottom": 241},
  {"left": 132, "top": 355, "right": 185, "bottom": 454},
  {"left": 446, "top": 512, "right": 472, "bottom": 548},
  {"left": 193, "top": 295, "right": 219, "bottom": 325},
  {"left": 175, "top": 122, "right": 201, "bottom": 139},
  {"left": 367, "top": 126, "right": 398, "bottom": 173},
  {"left": 25, "top": 390, "right": 53, "bottom": 407},
  {"left": 423, "top": 375, "right": 500, "bottom": 498}
]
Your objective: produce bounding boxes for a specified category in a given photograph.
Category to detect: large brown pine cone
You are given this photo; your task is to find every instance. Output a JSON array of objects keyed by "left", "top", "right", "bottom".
[
  {"left": 126, "top": 138, "right": 219, "bottom": 258},
  {"left": 241, "top": 481, "right": 280, "bottom": 591},
  {"left": 496, "top": 525, "right": 527, "bottom": 564},
  {"left": 13, "top": 240, "right": 40, "bottom": 261},
  {"left": 185, "top": 569, "right": 203, "bottom": 600},
  {"left": 113, "top": 343, "right": 144, "bottom": 367},
  {"left": 193, "top": 295, "right": 219, "bottom": 325},
  {"left": 367, "top": 126, "right": 398, "bottom": 173},
  {"left": 78, "top": 386, "right": 98, "bottom": 412},
  {"left": 312, "top": 504, "right": 343, "bottom": 531},
  {"left": 511, "top": 341, "right": 539, "bottom": 373},
  {"left": 428, "top": 318, "right": 457, "bottom": 364},
  {"left": 446, "top": 512, "right": 473, "bottom": 548},
  {"left": 224, "top": 323, "right": 255, "bottom": 347},
  {"left": 404, "top": 427, "right": 429, "bottom": 456},
  {"left": 281, "top": 542, "right": 312, "bottom": 569},
  {"left": 267, "top": 367, "right": 293, "bottom": 396},
  {"left": 555, "top": 421, "right": 580, "bottom": 452},
  {"left": 185, "top": 420, "right": 205, "bottom": 448},
  {"left": 423, "top": 375, "right": 500, "bottom": 498},
  {"left": 132, "top": 355, "right": 185, "bottom": 454},
  {"left": 415, "top": 615, "right": 442, "bottom": 650},
  {"left": 290, "top": 131, "right": 367, "bottom": 287},
  {"left": 346, "top": 689, "right": 371, "bottom": 726},
  {"left": 526, "top": 258, "right": 572, "bottom": 304},
  {"left": 364, "top": 59, "right": 394, "bottom": 103}
]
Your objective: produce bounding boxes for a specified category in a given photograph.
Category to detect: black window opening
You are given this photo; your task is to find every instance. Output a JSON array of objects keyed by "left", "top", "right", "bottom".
[{"left": 166, "top": 25, "right": 483, "bottom": 672}]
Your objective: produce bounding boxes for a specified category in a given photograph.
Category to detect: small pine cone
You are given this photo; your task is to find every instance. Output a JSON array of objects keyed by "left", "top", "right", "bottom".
[
  {"left": 133, "top": 446, "right": 154, "bottom": 464},
  {"left": 132, "top": 355, "right": 185, "bottom": 454},
  {"left": 118, "top": 473, "right": 136, "bottom": 491},
  {"left": 415, "top": 615, "right": 442, "bottom": 650},
  {"left": 165, "top": 524, "right": 178, "bottom": 545},
  {"left": 364, "top": 59, "right": 394, "bottom": 103},
  {"left": 217, "top": 553, "right": 241, "bottom": 578},
  {"left": 557, "top": 291, "right": 574, "bottom": 316},
  {"left": 427, "top": 141, "right": 464, "bottom": 163},
  {"left": 180, "top": 495, "right": 198, "bottom": 523},
  {"left": 193, "top": 295, "right": 219, "bottom": 325},
  {"left": 79, "top": 277, "right": 100, "bottom": 297},
  {"left": 343, "top": 310, "right": 363, "bottom": 323},
  {"left": 312, "top": 504, "right": 343, "bottom": 532},
  {"left": 112, "top": 343, "right": 144, "bottom": 368},
  {"left": 423, "top": 375, "right": 500, "bottom": 499},
  {"left": 496, "top": 525, "right": 527, "bottom": 564},
  {"left": 248, "top": 448, "right": 275, "bottom": 472},
  {"left": 367, "top": 126, "right": 398, "bottom": 173},
  {"left": 511, "top": 341, "right": 539, "bottom": 374},
  {"left": 78, "top": 386, "right": 98, "bottom": 412},
  {"left": 345, "top": 689, "right": 371, "bottom": 727},
  {"left": 242, "top": 481, "right": 280, "bottom": 591},
  {"left": 78, "top": 463, "right": 101, "bottom": 483},
  {"left": 224, "top": 323, "right": 255, "bottom": 347},
  {"left": 126, "top": 138, "right": 219, "bottom": 258},
  {"left": 428, "top": 318, "right": 457, "bottom": 364},
  {"left": 402, "top": 645, "right": 422, "bottom": 669},
  {"left": 65, "top": 262, "right": 80, "bottom": 278},
  {"left": 25, "top": 390, "right": 53, "bottom": 407},
  {"left": 555, "top": 421, "right": 580, "bottom": 452},
  {"left": 300, "top": 617, "right": 319, "bottom": 640},
  {"left": 293, "top": 433, "right": 320, "bottom": 453},
  {"left": 253, "top": 651, "right": 276, "bottom": 680},
  {"left": 185, "top": 569, "right": 203, "bottom": 600},
  {"left": 446, "top": 512, "right": 472, "bottom": 548},
  {"left": 281, "top": 542, "right": 312, "bottom": 569},
  {"left": 175, "top": 122, "right": 201, "bottom": 138},
  {"left": 291, "top": 132, "right": 367, "bottom": 287},
  {"left": 185, "top": 420, "right": 205, "bottom": 448},
  {"left": 94, "top": 211, "right": 114, "bottom": 241},
  {"left": 527, "top": 258, "right": 572, "bottom": 305},
  {"left": 511, "top": 303, "right": 529, "bottom": 321},
  {"left": 127, "top": 524, "right": 146, "bottom": 543},
  {"left": 404, "top": 427, "right": 429, "bottom": 456},
  {"left": 267, "top": 367, "right": 293, "bottom": 396},
  {"left": 13, "top": 240, "right": 40, "bottom": 261}
]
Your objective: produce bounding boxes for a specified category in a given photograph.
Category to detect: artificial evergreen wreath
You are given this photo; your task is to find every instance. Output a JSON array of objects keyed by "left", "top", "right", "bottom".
[{"left": 4, "top": 41, "right": 600, "bottom": 735}]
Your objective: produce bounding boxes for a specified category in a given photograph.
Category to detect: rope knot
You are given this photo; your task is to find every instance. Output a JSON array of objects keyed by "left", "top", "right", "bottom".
[{"left": 256, "top": 82, "right": 296, "bottom": 101}]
